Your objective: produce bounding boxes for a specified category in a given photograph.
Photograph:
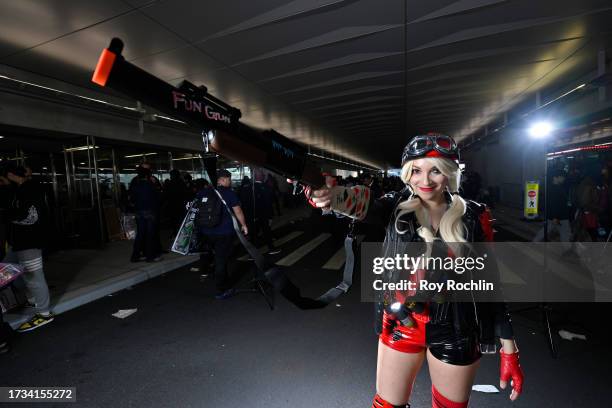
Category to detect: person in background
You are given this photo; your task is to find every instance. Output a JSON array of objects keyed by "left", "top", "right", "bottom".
[
  {"left": 3, "top": 164, "right": 54, "bottom": 333},
  {"left": 129, "top": 165, "right": 162, "bottom": 262},
  {"left": 239, "top": 176, "right": 254, "bottom": 236},
  {"left": 194, "top": 178, "right": 210, "bottom": 193},
  {"left": 278, "top": 172, "right": 294, "bottom": 209},
  {"left": 364, "top": 174, "right": 383, "bottom": 200},
  {"left": 598, "top": 164, "right": 611, "bottom": 238},
  {"left": 164, "top": 169, "right": 189, "bottom": 235},
  {"left": 533, "top": 169, "right": 571, "bottom": 246},
  {"left": 198, "top": 169, "right": 248, "bottom": 299},
  {"left": 183, "top": 173, "right": 196, "bottom": 201},
  {"left": 266, "top": 173, "right": 282, "bottom": 216},
  {"left": 139, "top": 162, "right": 164, "bottom": 254},
  {"left": 254, "top": 169, "right": 281, "bottom": 255},
  {"left": 0, "top": 173, "right": 13, "bottom": 351},
  {"left": 576, "top": 175, "right": 600, "bottom": 241},
  {"left": 0, "top": 172, "right": 11, "bottom": 261}
]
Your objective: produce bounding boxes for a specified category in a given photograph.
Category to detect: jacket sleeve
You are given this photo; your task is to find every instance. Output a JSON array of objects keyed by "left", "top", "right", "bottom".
[
  {"left": 11, "top": 187, "right": 42, "bottom": 226},
  {"left": 471, "top": 202, "right": 514, "bottom": 341},
  {"left": 361, "top": 190, "right": 406, "bottom": 226},
  {"left": 326, "top": 185, "right": 406, "bottom": 226}
]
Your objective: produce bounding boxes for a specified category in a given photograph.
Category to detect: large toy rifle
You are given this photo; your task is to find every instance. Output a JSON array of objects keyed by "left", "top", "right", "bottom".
[
  {"left": 92, "top": 38, "right": 323, "bottom": 188},
  {"left": 92, "top": 38, "right": 357, "bottom": 310}
]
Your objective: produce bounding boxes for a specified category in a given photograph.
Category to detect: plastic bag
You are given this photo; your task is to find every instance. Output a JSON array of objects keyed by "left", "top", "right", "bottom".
[
  {"left": 171, "top": 201, "right": 200, "bottom": 255},
  {"left": 0, "top": 263, "right": 25, "bottom": 289},
  {"left": 121, "top": 214, "right": 137, "bottom": 240}
]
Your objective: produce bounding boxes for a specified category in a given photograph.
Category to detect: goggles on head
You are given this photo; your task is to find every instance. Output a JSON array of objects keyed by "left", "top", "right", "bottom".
[{"left": 401, "top": 133, "right": 459, "bottom": 165}]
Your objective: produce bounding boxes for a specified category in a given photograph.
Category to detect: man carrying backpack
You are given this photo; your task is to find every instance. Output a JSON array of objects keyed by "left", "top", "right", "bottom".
[{"left": 196, "top": 169, "right": 248, "bottom": 299}]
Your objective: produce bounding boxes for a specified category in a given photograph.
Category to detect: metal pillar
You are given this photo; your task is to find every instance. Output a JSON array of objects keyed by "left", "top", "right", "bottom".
[
  {"left": 62, "top": 145, "right": 75, "bottom": 238},
  {"left": 63, "top": 146, "right": 73, "bottom": 206},
  {"left": 91, "top": 136, "right": 105, "bottom": 243},
  {"left": 49, "top": 152, "right": 61, "bottom": 233},
  {"left": 70, "top": 149, "right": 77, "bottom": 199},
  {"left": 49, "top": 153, "right": 59, "bottom": 206},
  {"left": 86, "top": 136, "right": 94, "bottom": 207},
  {"left": 111, "top": 147, "right": 121, "bottom": 207}
]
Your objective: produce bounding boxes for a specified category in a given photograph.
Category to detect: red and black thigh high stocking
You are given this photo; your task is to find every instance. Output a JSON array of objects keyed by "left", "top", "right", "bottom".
[
  {"left": 373, "top": 386, "right": 469, "bottom": 408},
  {"left": 431, "top": 385, "right": 469, "bottom": 408},
  {"left": 372, "top": 394, "right": 410, "bottom": 408}
]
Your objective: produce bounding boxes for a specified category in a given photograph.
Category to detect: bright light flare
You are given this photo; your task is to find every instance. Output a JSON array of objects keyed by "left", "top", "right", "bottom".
[{"left": 528, "top": 121, "right": 554, "bottom": 138}]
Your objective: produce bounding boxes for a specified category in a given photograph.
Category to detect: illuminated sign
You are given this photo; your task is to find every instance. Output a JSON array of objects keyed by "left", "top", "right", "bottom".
[
  {"left": 172, "top": 91, "right": 231, "bottom": 124},
  {"left": 524, "top": 182, "right": 539, "bottom": 218}
]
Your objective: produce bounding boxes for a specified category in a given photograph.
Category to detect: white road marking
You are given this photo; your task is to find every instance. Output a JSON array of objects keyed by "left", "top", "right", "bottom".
[
  {"left": 275, "top": 233, "right": 332, "bottom": 266},
  {"left": 237, "top": 231, "right": 304, "bottom": 260}
]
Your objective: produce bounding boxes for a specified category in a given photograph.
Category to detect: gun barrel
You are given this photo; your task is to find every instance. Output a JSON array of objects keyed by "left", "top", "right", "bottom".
[{"left": 92, "top": 38, "right": 324, "bottom": 187}]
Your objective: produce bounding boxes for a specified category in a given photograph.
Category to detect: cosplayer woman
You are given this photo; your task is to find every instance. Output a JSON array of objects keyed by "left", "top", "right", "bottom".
[{"left": 307, "top": 134, "right": 524, "bottom": 408}]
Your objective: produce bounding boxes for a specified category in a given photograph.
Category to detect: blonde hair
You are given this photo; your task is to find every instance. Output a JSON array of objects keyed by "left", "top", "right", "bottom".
[{"left": 395, "top": 158, "right": 467, "bottom": 245}]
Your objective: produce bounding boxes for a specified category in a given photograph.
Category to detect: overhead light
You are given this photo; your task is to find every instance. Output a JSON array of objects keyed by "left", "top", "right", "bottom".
[
  {"left": 548, "top": 141, "right": 612, "bottom": 157},
  {"left": 124, "top": 152, "right": 158, "bottom": 158},
  {"left": 172, "top": 155, "right": 202, "bottom": 161},
  {"left": 0, "top": 136, "right": 4, "bottom": 139},
  {"left": 65, "top": 146, "right": 99, "bottom": 152},
  {"left": 0, "top": 74, "right": 140, "bottom": 114},
  {"left": 154, "top": 114, "right": 186, "bottom": 124},
  {"left": 80, "top": 162, "right": 86, "bottom": 165},
  {"left": 528, "top": 121, "right": 554, "bottom": 138}
]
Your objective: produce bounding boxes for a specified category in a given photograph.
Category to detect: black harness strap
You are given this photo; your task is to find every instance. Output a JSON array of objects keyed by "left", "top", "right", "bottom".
[{"left": 202, "top": 157, "right": 356, "bottom": 309}]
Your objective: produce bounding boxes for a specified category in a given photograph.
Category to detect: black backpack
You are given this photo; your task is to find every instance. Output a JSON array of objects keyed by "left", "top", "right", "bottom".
[{"left": 195, "top": 188, "right": 224, "bottom": 228}]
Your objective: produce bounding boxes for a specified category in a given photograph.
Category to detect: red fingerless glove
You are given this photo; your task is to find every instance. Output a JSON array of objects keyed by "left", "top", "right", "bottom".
[{"left": 500, "top": 350, "right": 524, "bottom": 395}]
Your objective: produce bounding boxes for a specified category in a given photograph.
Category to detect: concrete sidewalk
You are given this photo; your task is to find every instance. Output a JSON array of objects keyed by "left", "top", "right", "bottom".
[{"left": 4, "top": 206, "right": 310, "bottom": 329}]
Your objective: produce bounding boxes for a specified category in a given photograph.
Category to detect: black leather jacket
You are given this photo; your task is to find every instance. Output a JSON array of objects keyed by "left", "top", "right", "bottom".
[{"left": 365, "top": 188, "right": 513, "bottom": 350}]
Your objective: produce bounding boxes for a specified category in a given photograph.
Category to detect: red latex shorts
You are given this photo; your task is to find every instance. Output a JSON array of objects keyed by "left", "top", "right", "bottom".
[
  {"left": 379, "top": 308, "right": 482, "bottom": 366},
  {"left": 380, "top": 307, "right": 429, "bottom": 353}
]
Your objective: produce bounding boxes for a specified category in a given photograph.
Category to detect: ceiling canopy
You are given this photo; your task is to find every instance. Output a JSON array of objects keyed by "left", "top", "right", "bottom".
[{"left": 1, "top": 0, "right": 611, "bottom": 168}]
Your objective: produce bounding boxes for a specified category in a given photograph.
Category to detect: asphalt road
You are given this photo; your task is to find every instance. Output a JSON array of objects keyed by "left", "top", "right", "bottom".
[{"left": 1, "top": 213, "right": 608, "bottom": 407}]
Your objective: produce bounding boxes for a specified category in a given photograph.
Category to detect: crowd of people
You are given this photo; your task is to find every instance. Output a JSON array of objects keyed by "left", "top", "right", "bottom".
[
  {"left": 532, "top": 160, "right": 612, "bottom": 245},
  {"left": 2, "top": 155, "right": 610, "bottom": 357},
  {"left": 126, "top": 165, "right": 407, "bottom": 299},
  {"left": 127, "top": 165, "right": 288, "bottom": 299}
]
